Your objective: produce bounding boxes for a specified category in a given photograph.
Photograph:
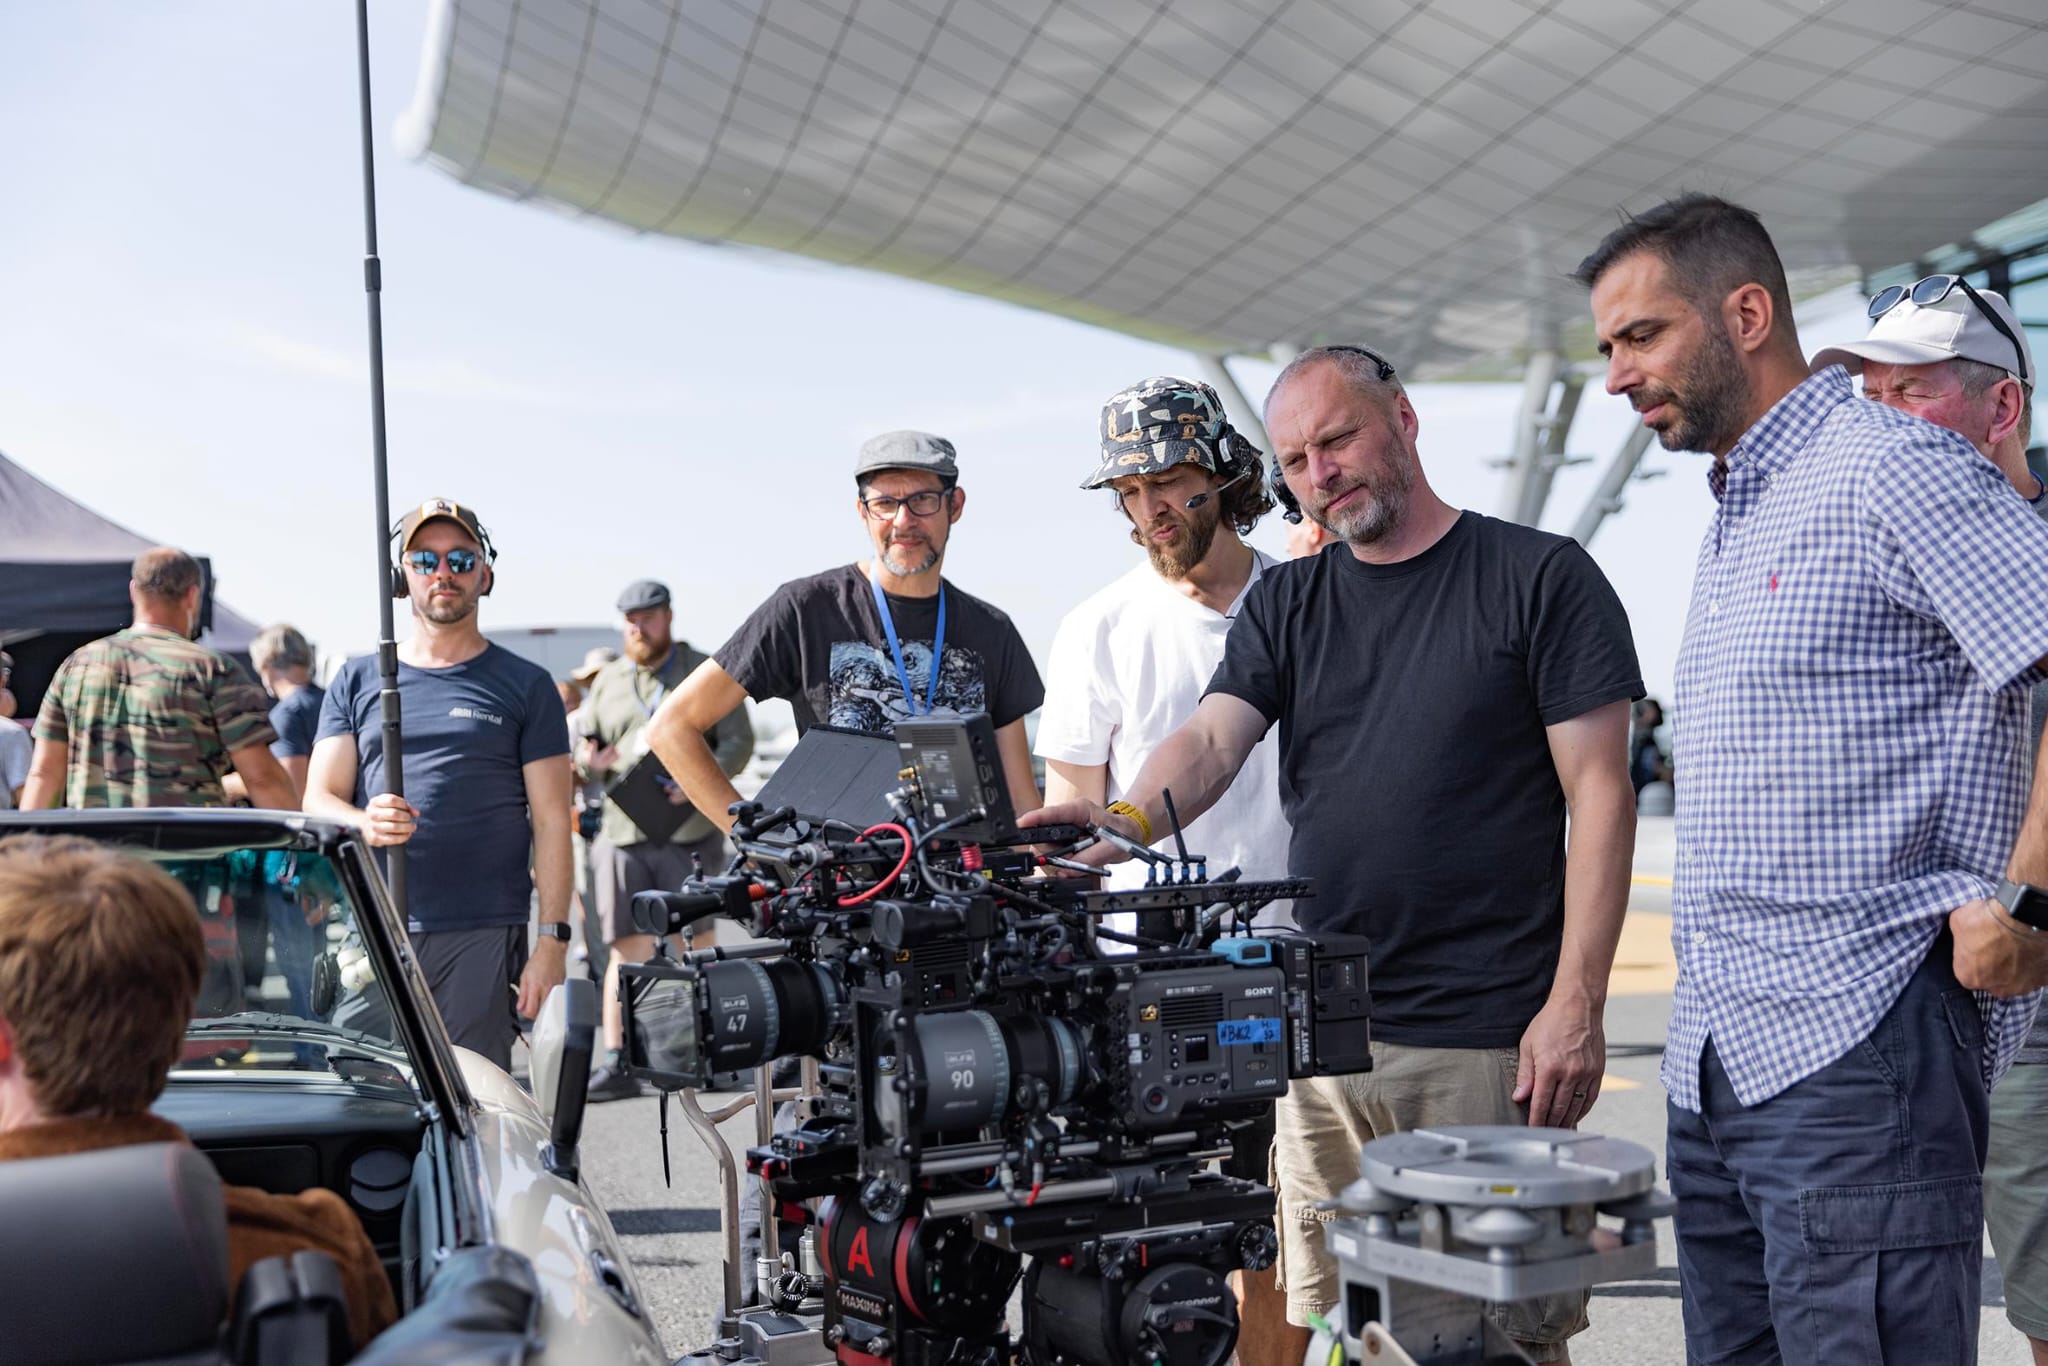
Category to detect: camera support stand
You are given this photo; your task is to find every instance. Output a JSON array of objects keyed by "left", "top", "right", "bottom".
[
  {"left": 674, "top": 1072, "right": 830, "bottom": 1366},
  {"left": 1314, "top": 1126, "right": 1675, "bottom": 1366}
]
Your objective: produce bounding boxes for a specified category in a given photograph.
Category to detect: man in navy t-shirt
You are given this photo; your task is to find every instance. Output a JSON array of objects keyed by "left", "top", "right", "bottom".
[
  {"left": 249, "top": 624, "right": 324, "bottom": 799},
  {"left": 307, "top": 499, "right": 572, "bottom": 1070}
]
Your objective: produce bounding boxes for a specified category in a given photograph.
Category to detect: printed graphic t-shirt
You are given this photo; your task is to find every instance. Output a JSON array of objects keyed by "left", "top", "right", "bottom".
[
  {"left": 716, "top": 564, "right": 1044, "bottom": 734},
  {"left": 318, "top": 645, "right": 569, "bottom": 931}
]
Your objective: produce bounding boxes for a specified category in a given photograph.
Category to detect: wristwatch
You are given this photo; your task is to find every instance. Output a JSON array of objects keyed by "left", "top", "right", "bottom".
[
  {"left": 1995, "top": 880, "right": 2048, "bottom": 931},
  {"left": 536, "top": 922, "right": 572, "bottom": 943}
]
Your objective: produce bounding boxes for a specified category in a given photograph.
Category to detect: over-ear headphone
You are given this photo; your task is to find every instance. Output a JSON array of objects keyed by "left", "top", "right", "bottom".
[
  {"left": 390, "top": 507, "right": 498, "bottom": 600},
  {"left": 1265, "top": 344, "right": 1400, "bottom": 526}
]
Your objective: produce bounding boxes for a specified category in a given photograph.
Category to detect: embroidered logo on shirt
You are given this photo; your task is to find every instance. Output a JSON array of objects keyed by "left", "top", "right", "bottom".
[{"left": 1768, "top": 574, "right": 1778, "bottom": 592}]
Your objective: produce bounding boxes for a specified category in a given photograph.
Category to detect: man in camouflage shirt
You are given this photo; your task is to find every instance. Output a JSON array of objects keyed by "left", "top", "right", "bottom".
[{"left": 22, "top": 547, "right": 297, "bottom": 811}]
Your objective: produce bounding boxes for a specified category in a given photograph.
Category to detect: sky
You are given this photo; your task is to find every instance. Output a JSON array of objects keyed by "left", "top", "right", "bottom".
[{"left": 0, "top": 2, "right": 1882, "bottom": 716}]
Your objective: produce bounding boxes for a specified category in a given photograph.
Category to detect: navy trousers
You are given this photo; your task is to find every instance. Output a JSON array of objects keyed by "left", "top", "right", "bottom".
[{"left": 1668, "top": 937, "right": 1988, "bottom": 1365}]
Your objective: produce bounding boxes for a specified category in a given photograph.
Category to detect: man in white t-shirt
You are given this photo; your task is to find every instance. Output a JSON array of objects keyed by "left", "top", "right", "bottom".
[
  {"left": 1034, "top": 374, "right": 1293, "bottom": 1365},
  {"left": 1038, "top": 375, "right": 1293, "bottom": 918}
]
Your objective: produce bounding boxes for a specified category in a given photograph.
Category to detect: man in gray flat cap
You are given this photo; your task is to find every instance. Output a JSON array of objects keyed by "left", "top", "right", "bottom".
[
  {"left": 579, "top": 577, "right": 753, "bottom": 1101},
  {"left": 649, "top": 430, "right": 1043, "bottom": 838}
]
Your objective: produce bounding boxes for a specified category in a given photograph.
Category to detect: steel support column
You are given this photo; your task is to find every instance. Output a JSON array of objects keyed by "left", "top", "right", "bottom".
[
  {"left": 1569, "top": 425, "right": 1655, "bottom": 547},
  {"left": 1196, "top": 353, "right": 1272, "bottom": 453}
]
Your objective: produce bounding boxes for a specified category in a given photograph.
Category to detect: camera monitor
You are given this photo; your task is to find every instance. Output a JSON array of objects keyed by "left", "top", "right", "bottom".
[
  {"left": 894, "top": 713, "right": 1015, "bottom": 843},
  {"left": 750, "top": 724, "right": 902, "bottom": 835},
  {"left": 747, "top": 714, "right": 1020, "bottom": 844}
]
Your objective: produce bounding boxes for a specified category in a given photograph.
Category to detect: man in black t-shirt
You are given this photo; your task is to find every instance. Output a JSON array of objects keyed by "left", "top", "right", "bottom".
[
  {"left": 649, "top": 428, "right": 1044, "bottom": 832},
  {"left": 1027, "top": 346, "right": 1641, "bottom": 1364}
]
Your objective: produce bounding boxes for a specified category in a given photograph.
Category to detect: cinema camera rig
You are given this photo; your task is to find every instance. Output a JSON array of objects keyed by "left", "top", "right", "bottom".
[{"left": 618, "top": 715, "right": 1372, "bottom": 1366}]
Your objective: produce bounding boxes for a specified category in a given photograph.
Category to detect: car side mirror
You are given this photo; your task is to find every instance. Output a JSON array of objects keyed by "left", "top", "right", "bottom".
[{"left": 531, "top": 978, "right": 596, "bottom": 1182}]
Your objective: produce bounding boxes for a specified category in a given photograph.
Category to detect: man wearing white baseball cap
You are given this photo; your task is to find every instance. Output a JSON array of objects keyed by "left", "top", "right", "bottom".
[
  {"left": 1813, "top": 274, "right": 2040, "bottom": 503},
  {"left": 1818, "top": 279, "right": 2048, "bottom": 1364}
]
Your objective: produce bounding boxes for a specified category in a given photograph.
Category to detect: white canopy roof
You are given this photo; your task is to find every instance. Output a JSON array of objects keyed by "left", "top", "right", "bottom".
[{"left": 401, "top": 0, "right": 2048, "bottom": 375}]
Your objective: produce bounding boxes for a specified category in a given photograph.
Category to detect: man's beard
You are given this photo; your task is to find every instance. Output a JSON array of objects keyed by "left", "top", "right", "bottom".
[
  {"left": 417, "top": 590, "right": 477, "bottom": 626},
  {"left": 879, "top": 534, "right": 941, "bottom": 577},
  {"left": 1639, "top": 322, "right": 1751, "bottom": 454},
  {"left": 1309, "top": 424, "right": 1415, "bottom": 547},
  {"left": 1133, "top": 501, "right": 1222, "bottom": 580},
  {"left": 623, "top": 632, "right": 671, "bottom": 666}
]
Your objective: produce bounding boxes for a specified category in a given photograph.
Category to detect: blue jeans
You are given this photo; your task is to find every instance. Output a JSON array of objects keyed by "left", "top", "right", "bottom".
[{"left": 1668, "top": 937, "right": 1987, "bottom": 1365}]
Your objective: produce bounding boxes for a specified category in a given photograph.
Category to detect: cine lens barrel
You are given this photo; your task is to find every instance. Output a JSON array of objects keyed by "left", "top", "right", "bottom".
[
  {"left": 695, "top": 958, "right": 840, "bottom": 1074},
  {"left": 874, "top": 1010, "right": 1083, "bottom": 1140},
  {"left": 629, "top": 957, "right": 842, "bottom": 1088}
]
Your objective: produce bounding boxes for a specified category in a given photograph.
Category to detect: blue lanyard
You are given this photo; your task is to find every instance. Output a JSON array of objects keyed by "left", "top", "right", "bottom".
[{"left": 869, "top": 573, "right": 945, "bottom": 716}]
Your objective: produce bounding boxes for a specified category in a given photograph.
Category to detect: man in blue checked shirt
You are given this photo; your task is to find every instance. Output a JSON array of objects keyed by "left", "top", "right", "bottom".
[{"left": 1579, "top": 192, "right": 2048, "bottom": 1365}]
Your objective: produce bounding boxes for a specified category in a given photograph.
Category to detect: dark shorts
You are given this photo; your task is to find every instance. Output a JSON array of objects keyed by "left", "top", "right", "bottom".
[
  {"left": 411, "top": 925, "right": 528, "bottom": 1072},
  {"left": 591, "top": 832, "right": 727, "bottom": 944},
  {"left": 1668, "top": 934, "right": 1987, "bottom": 1365}
]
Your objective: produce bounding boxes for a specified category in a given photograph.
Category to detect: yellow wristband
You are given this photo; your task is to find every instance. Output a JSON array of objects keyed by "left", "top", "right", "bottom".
[{"left": 1105, "top": 800, "right": 1154, "bottom": 845}]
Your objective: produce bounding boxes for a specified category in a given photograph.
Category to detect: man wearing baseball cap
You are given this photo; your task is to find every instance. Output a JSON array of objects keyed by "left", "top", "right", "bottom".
[
  {"left": 1813, "top": 275, "right": 2040, "bottom": 503},
  {"left": 1818, "top": 285, "right": 2048, "bottom": 1363},
  {"left": 1034, "top": 376, "right": 1294, "bottom": 1360},
  {"left": 647, "top": 431, "right": 1043, "bottom": 832},
  {"left": 578, "top": 578, "right": 753, "bottom": 1102},
  {"left": 307, "top": 498, "right": 573, "bottom": 1071}
]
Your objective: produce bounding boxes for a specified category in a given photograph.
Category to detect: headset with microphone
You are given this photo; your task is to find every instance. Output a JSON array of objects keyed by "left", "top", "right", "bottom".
[{"left": 1183, "top": 439, "right": 1260, "bottom": 512}]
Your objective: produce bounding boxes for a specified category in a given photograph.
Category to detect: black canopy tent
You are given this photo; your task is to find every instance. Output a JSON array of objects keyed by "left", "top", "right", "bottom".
[{"left": 0, "top": 451, "right": 261, "bottom": 718}]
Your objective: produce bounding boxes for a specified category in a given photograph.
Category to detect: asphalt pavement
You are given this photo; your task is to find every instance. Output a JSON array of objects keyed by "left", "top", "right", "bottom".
[{"left": 558, "top": 817, "right": 2039, "bottom": 1364}]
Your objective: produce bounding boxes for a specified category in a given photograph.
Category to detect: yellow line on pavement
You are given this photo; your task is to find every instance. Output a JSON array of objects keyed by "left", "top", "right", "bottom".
[
  {"left": 1632, "top": 873, "right": 1672, "bottom": 887},
  {"left": 1609, "top": 911, "right": 1677, "bottom": 996}
]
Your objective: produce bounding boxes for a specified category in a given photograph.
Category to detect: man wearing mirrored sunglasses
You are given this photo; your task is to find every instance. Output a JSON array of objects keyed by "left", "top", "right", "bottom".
[
  {"left": 1817, "top": 287, "right": 2048, "bottom": 1365},
  {"left": 307, "top": 498, "right": 573, "bottom": 1071},
  {"left": 647, "top": 431, "right": 1043, "bottom": 830}
]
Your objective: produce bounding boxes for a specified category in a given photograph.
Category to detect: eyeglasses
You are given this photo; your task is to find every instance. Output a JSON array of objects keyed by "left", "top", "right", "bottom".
[
  {"left": 860, "top": 489, "right": 950, "bottom": 520},
  {"left": 404, "top": 548, "right": 480, "bottom": 576},
  {"left": 1868, "top": 275, "right": 2031, "bottom": 384}
]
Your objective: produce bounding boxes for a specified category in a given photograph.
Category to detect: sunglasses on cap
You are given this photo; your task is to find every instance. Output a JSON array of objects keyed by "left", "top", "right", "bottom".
[
  {"left": 404, "top": 548, "right": 481, "bottom": 576},
  {"left": 1868, "top": 275, "right": 2030, "bottom": 383}
]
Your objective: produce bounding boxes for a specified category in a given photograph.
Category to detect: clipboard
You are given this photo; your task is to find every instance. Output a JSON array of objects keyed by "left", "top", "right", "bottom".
[{"left": 605, "top": 751, "right": 695, "bottom": 843}]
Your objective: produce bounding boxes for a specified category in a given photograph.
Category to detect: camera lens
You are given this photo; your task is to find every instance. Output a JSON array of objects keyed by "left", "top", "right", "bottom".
[
  {"left": 874, "top": 1010, "right": 1083, "bottom": 1140},
  {"left": 628, "top": 957, "right": 841, "bottom": 1088},
  {"left": 697, "top": 958, "right": 840, "bottom": 1074}
]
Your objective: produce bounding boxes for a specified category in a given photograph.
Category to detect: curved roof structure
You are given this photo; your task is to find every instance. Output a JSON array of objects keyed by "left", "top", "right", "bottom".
[{"left": 400, "top": 0, "right": 2048, "bottom": 375}]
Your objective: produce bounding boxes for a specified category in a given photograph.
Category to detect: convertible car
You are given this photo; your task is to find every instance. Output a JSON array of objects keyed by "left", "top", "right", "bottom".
[{"left": 0, "top": 808, "right": 668, "bottom": 1365}]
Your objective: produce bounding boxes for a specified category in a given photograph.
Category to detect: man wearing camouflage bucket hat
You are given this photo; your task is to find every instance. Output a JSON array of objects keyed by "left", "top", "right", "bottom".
[
  {"left": 1040, "top": 376, "right": 1290, "bottom": 909},
  {"left": 1036, "top": 375, "right": 1295, "bottom": 1361}
]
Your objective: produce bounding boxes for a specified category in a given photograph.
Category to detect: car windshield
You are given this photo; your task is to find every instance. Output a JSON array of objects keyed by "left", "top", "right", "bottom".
[{"left": 150, "top": 845, "right": 412, "bottom": 1077}]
